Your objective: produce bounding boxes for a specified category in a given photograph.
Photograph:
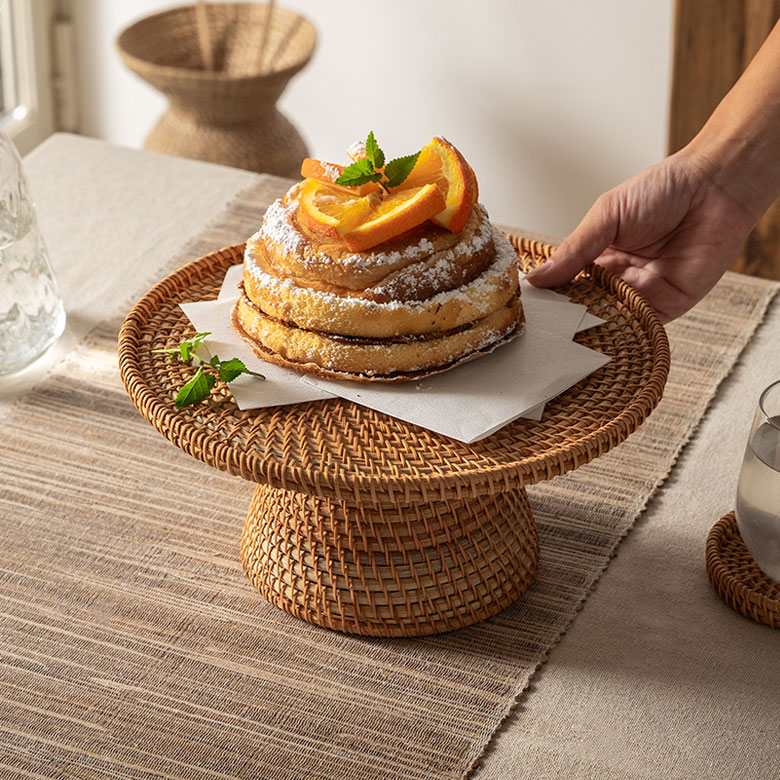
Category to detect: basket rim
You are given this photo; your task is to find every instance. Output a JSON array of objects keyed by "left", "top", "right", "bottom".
[
  {"left": 118, "top": 236, "right": 670, "bottom": 502},
  {"left": 116, "top": 2, "right": 316, "bottom": 85}
]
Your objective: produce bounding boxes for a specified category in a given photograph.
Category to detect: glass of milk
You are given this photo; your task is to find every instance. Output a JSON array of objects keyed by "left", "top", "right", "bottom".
[{"left": 735, "top": 379, "right": 780, "bottom": 583}]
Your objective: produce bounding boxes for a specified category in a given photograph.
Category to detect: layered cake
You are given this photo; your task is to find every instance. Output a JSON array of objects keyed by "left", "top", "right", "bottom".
[{"left": 233, "top": 135, "right": 523, "bottom": 381}]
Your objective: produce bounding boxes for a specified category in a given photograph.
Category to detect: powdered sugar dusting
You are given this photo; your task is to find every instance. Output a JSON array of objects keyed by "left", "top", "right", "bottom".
[
  {"left": 258, "top": 197, "right": 304, "bottom": 254},
  {"left": 245, "top": 227, "right": 518, "bottom": 317},
  {"left": 336, "top": 214, "right": 491, "bottom": 273},
  {"left": 346, "top": 140, "right": 366, "bottom": 160},
  {"left": 320, "top": 162, "right": 342, "bottom": 180},
  {"left": 368, "top": 224, "right": 493, "bottom": 300},
  {"left": 370, "top": 255, "right": 463, "bottom": 300},
  {"left": 258, "top": 190, "right": 493, "bottom": 275}
]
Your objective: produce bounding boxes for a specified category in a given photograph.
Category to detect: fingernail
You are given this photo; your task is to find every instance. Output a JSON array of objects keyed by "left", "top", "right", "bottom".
[{"left": 526, "top": 259, "right": 552, "bottom": 277}]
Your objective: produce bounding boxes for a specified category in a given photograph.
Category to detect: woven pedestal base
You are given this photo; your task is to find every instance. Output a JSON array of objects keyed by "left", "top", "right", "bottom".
[
  {"left": 240, "top": 484, "right": 540, "bottom": 637},
  {"left": 706, "top": 512, "right": 780, "bottom": 629}
]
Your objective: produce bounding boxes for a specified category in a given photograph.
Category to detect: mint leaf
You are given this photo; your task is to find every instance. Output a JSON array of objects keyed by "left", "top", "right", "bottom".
[
  {"left": 175, "top": 366, "right": 216, "bottom": 408},
  {"left": 158, "top": 333, "right": 265, "bottom": 408},
  {"left": 335, "top": 170, "right": 383, "bottom": 187},
  {"left": 384, "top": 152, "right": 421, "bottom": 188},
  {"left": 218, "top": 357, "right": 248, "bottom": 383},
  {"left": 365, "top": 130, "right": 385, "bottom": 170},
  {"left": 190, "top": 332, "right": 211, "bottom": 350},
  {"left": 353, "top": 158, "right": 376, "bottom": 175},
  {"left": 152, "top": 331, "right": 212, "bottom": 363},
  {"left": 218, "top": 357, "right": 266, "bottom": 383},
  {"left": 335, "top": 159, "right": 383, "bottom": 188}
]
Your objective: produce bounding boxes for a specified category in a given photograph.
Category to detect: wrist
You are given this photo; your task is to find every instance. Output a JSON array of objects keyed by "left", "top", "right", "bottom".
[{"left": 681, "top": 127, "right": 780, "bottom": 226}]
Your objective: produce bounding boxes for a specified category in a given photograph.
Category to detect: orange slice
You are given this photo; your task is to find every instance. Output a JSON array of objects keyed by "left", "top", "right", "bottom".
[
  {"left": 301, "top": 157, "right": 346, "bottom": 183},
  {"left": 300, "top": 158, "right": 378, "bottom": 196},
  {"left": 345, "top": 139, "right": 367, "bottom": 162},
  {"left": 341, "top": 184, "right": 446, "bottom": 253},
  {"left": 468, "top": 162, "right": 479, "bottom": 203},
  {"left": 394, "top": 144, "right": 443, "bottom": 191},
  {"left": 426, "top": 136, "right": 475, "bottom": 233},
  {"left": 391, "top": 137, "right": 476, "bottom": 232},
  {"left": 297, "top": 179, "right": 375, "bottom": 238}
]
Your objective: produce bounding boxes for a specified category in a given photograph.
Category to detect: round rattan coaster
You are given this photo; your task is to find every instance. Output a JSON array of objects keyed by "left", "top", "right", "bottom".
[
  {"left": 119, "top": 235, "right": 670, "bottom": 637},
  {"left": 706, "top": 512, "right": 780, "bottom": 629}
]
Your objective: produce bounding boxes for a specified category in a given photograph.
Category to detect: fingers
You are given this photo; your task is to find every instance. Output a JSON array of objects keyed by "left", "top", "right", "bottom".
[{"left": 526, "top": 193, "right": 619, "bottom": 288}]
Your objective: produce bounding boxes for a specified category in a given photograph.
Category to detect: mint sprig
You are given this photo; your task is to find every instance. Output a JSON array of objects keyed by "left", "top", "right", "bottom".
[
  {"left": 335, "top": 131, "right": 421, "bottom": 191},
  {"left": 365, "top": 130, "right": 385, "bottom": 170},
  {"left": 335, "top": 158, "right": 383, "bottom": 188},
  {"left": 152, "top": 331, "right": 210, "bottom": 363},
  {"left": 384, "top": 151, "right": 421, "bottom": 188},
  {"left": 152, "top": 332, "right": 265, "bottom": 409}
]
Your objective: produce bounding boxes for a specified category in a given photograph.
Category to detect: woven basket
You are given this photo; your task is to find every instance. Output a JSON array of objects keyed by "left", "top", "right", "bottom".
[
  {"left": 116, "top": 3, "right": 316, "bottom": 176},
  {"left": 118, "top": 237, "right": 670, "bottom": 637}
]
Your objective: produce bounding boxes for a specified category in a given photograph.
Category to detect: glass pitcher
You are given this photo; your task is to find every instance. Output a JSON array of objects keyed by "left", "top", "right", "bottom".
[{"left": 0, "top": 129, "right": 65, "bottom": 374}]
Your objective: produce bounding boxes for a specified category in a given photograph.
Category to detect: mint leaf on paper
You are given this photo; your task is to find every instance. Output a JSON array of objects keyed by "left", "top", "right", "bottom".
[
  {"left": 384, "top": 152, "right": 421, "bottom": 188},
  {"left": 365, "top": 130, "right": 385, "bottom": 170},
  {"left": 218, "top": 357, "right": 265, "bottom": 383},
  {"left": 175, "top": 366, "right": 216, "bottom": 409},
  {"left": 152, "top": 331, "right": 212, "bottom": 363},
  {"left": 218, "top": 358, "right": 246, "bottom": 383}
]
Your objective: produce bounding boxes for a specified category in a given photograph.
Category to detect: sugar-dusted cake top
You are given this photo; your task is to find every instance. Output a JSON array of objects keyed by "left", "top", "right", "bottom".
[
  {"left": 254, "top": 184, "right": 493, "bottom": 292},
  {"left": 293, "top": 131, "right": 479, "bottom": 254}
]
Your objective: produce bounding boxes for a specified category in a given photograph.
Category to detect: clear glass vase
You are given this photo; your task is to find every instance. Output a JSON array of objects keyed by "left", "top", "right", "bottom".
[{"left": 0, "top": 130, "right": 65, "bottom": 375}]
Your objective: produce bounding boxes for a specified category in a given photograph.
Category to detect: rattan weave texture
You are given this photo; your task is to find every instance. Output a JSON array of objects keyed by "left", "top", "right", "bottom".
[
  {"left": 116, "top": 3, "right": 316, "bottom": 100},
  {"left": 116, "top": 4, "right": 316, "bottom": 176},
  {"left": 118, "top": 237, "right": 669, "bottom": 505},
  {"left": 240, "top": 484, "right": 539, "bottom": 636},
  {"left": 706, "top": 512, "right": 780, "bottom": 629},
  {"left": 118, "top": 236, "right": 669, "bottom": 635}
]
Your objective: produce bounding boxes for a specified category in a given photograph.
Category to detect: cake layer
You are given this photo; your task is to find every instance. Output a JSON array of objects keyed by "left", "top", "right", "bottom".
[
  {"left": 254, "top": 183, "right": 495, "bottom": 292},
  {"left": 243, "top": 226, "right": 519, "bottom": 338},
  {"left": 235, "top": 171, "right": 524, "bottom": 382},
  {"left": 253, "top": 229, "right": 495, "bottom": 304},
  {"left": 233, "top": 294, "right": 522, "bottom": 381}
]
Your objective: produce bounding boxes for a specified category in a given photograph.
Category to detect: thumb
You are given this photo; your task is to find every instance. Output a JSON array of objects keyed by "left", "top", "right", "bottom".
[{"left": 526, "top": 193, "right": 618, "bottom": 288}]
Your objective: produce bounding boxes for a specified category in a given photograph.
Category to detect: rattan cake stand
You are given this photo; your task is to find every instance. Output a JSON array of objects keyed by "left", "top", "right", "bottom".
[{"left": 118, "top": 236, "right": 670, "bottom": 637}]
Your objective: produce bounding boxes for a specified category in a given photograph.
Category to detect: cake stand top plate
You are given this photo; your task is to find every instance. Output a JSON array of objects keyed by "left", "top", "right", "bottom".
[{"left": 118, "top": 235, "right": 670, "bottom": 506}]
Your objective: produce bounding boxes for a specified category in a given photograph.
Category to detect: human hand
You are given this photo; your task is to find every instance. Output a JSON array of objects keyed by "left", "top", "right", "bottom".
[{"left": 525, "top": 150, "right": 758, "bottom": 323}]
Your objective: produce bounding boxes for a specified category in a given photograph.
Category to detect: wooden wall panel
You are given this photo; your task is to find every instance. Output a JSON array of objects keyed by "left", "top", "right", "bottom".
[{"left": 669, "top": 0, "right": 780, "bottom": 280}]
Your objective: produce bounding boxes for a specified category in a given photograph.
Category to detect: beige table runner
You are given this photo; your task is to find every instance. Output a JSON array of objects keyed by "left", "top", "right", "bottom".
[{"left": 0, "top": 182, "right": 777, "bottom": 779}]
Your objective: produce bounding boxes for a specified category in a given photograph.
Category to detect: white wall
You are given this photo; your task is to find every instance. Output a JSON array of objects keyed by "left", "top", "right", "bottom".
[{"left": 73, "top": 0, "right": 673, "bottom": 237}]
